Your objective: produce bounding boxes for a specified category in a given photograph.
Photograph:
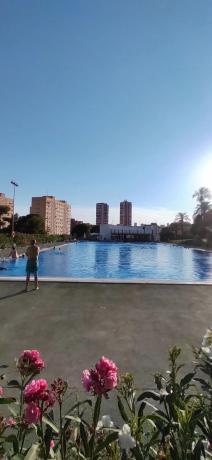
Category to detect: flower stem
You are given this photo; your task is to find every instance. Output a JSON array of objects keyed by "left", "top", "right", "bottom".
[
  {"left": 18, "top": 376, "right": 25, "bottom": 442},
  {"left": 59, "top": 401, "right": 64, "bottom": 460},
  {"left": 90, "top": 395, "right": 102, "bottom": 459},
  {"left": 19, "top": 376, "right": 25, "bottom": 417}
]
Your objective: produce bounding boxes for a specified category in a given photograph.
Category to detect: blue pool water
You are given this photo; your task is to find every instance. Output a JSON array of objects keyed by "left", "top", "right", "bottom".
[{"left": 0, "top": 242, "right": 212, "bottom": 281}]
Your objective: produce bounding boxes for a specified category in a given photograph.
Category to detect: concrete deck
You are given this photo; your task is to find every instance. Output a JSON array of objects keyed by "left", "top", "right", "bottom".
[{"left": 0, "top": 281, "right": 211, "bottom": 392}]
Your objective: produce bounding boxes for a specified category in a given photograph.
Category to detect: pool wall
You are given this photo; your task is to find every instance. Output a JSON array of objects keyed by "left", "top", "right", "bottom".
[{"left": 0, "top": 277, "right": 211, "bottom": 284}]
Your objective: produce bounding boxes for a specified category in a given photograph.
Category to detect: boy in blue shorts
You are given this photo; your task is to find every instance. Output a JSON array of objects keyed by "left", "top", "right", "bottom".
[{"left": 25, "top": 239, "right": 40, "bottom": 291}]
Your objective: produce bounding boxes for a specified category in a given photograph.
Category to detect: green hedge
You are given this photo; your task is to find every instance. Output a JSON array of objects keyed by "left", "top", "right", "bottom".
[{"left": 0, "top": 232, "right": 70, "bottom": 249}]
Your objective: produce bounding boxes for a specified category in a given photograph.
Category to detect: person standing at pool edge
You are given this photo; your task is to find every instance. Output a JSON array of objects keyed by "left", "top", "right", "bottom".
[{"left": 25, "top": 239, "right": 40, "bottom": 291}]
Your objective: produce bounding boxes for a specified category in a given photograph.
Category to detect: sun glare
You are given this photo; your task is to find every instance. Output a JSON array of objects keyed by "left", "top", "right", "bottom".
[{"left": 196, "top": 155, "right": 212, "bottom": 191}]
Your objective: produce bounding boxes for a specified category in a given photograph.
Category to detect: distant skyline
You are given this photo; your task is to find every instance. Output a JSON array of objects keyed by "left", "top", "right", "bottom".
[{"left": 0, "top": 1, "right": 212, "bottom": 224}]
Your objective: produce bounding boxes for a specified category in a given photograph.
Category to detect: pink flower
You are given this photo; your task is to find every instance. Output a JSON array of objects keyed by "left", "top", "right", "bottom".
[
  {"left": 44, "top": 391, "right": 55, "bottom": 408},
  {"left": 24, "top": 403, "right": 41, "bottom": 424},
  {"left": 82, "top": 357, "right": 118, "bottom": 395},
  {"left": 0, "top": 417, "right": 16, "bottom": 430},
  {"left": 24, "top": 379, "right": 48, "bottom": 403},
  {"left": 18, "top": 350, "right": 44, "bottom": 376},
  {"left": 96, "top": 357, "right": 118, "bottom": 375},
  {"left": 24, "top": 379, "right": 55, "bottom": 411},
  {"left": 6, "top": 418, "right": 16, "bottom": 427},
  {"left": 50, "top": 440, "right": 55, "bottom": 449},
  {"left": 0, "top": 386, "right": 3, "bottom": 397},
  {"left": 82, "top": 370, "right": 93, "bottom": 392}
]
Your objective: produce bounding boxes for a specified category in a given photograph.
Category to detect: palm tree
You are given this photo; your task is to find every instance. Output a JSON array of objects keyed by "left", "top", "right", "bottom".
[
  {"left": 193, "top": 187, "right": 212, "bottom": 222},
  {"left": 175, "top": 212, "right": 190, "bottom": 236}
]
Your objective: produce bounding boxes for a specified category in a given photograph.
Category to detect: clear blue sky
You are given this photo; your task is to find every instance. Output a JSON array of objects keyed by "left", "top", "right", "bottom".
[{"left": 1, "top": 0, "right": 212, "bottom": 224}]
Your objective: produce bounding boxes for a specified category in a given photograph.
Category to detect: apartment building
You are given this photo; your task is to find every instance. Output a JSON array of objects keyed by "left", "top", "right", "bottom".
[
  {"left": 120, "top": 200, "right": 132, "bottom": 226},
  {"left": 30, "top": 196, "right": 71, "bottom": 235},
  {"left": 0, "top": 192, "right": 13, "bottom": 228},
  {"left": 96, "top": 203, "right": 109, "bottom": 225}
]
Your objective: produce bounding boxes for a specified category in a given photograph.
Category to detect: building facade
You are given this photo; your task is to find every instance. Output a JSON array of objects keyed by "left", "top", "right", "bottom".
[
  {"left": 30, "top": 196, "right": 71, "bottom": 235},
  {"left": 99, "top": 223, "right": 160, "bottom": 242},
  {"left": 120, "top": 200, "right": 132, "bottom": 226},
  {"left": 96, "top": 203, "right": 109, "bottom": 225},
  {"left": 0, "top": 192, "right": 13, "bottom": 228}
]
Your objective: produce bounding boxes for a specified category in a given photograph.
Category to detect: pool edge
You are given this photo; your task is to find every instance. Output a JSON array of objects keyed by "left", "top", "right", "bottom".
[{"left": 0, "top": 277, "right": 212, "bottom": 285}]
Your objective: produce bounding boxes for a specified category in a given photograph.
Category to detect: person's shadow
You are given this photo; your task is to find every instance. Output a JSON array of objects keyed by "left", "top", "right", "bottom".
[{"left": 0, "top": 290, "right": 25, "bottom": 301}]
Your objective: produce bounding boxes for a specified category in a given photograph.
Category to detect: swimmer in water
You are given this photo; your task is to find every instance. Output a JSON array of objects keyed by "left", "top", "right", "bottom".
[{"left": 10, "top": 244, "right": 19, "bottom": 259}]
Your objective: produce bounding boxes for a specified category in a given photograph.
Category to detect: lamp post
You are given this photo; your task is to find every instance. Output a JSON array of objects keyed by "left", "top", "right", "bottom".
[{"left": 11, "top": 181, "right": 19, "bottom": 238}]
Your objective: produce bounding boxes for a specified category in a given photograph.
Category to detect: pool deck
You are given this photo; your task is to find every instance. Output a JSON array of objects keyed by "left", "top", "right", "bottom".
[{"left": 0, "top": 280, "right": 212, "bottom": 395}]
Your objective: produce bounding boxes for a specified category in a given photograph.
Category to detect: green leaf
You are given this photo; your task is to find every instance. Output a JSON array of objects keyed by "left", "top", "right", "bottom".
[
  {"left": 24, "top": 444, "right": 41, "bottom": 460},
  {"left": 80, "top": 422, "right": 90, "bottom": 457},
  {"left": 138, "top": 402, "right": 146, "bottom": 419},
  {"left": 117, "top": 396, "right": 129, "bottom": 423},
  {"left": 8, "top": 403, "right": 19, "bottom": 416},
  {"left": 73, "top": 452, "right": 86, "bottom": 460},
  {"left": 55, "top": 451, "right": 62, "bottom": 460},
  {"left": 42, "top": 413, "right": 59, "bottom": 433},
  {"left": 89, "top": 433, "right": 95, "bottom": 455},
  {"left": 0, "top": 397, "right": 16, "bottom": 404},
  {"left": 95, "top": 431, "right": 119, "bottom": 454},
  {"left": 65, "top": 415, "right": 81, "bottom": 423},
  {"left": 137, "top": 391, "right": 160, "bottom": 402},
  {"left": 5, "top": 434, "right": 19, "bottom": 454},
  {"left": 193, "top": 440, "right": 205, "bottom": 460},
  {"left": 131, "top": 446, "right": 144, "bottom": 460},
  {"left": 67, "top": 399, "right": 92, "bottom": 414},
  {"left": 194, "top": 377, "right": 210, "bottom": 388},
  {"left": 44, "top": 424, "right": 53, "bottom": 459},
  {"left": 7, "top": 379, "right": 21, "bottom": 388},
  {"left": 180, "top": 372, "right": 195, "bottom": 387}
]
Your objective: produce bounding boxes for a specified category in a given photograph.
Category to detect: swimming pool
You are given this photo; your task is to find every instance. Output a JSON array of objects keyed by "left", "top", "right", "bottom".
[{"left": 0, "top": 241, "right": 212, "bottom": 281}]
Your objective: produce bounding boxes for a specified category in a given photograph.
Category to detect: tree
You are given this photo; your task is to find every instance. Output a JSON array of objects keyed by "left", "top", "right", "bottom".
[
  {"left": 160, "top": 227, "right": 175, "bottom": 242},
  {"left": 175, "top": 212, "right": 190, "bottom": 236},
  {"left": 15, "top": 214, "right": 45, "bottom": 234},
  {"left": 72, "top": 223, "right": 90, "bottom": 238},
  {"left": 0, "top": 205, "right": 10, "bottom": 229},
  {"left": 90, "top": 225, "right": 100, "bottom": 234},
  {"left": 193, "top": 187, "right": 212, "bottom": 223}
]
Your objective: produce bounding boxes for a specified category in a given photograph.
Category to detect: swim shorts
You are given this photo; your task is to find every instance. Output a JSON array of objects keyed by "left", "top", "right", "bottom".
[{"left": 26, "top": 259, "right": 38, "bottom": 275}]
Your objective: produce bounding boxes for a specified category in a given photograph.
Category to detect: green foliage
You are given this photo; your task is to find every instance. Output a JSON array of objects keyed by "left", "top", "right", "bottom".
[
  {"left": 193, "top": 188, "right": 212, "bottom": 222},
  {"left": 72, "top": 224, "right": 90, "bottom": 238},
  {"left": 160, "top": 228, "right": 175, "bottom": 242},
  {"left": 160, "top": 187, "right": 212, "bottom": 248},
  {"left": 0, "top": 232, "right": 69, "bottom": 250},
  {"left": 15, "top": 214, "right": 46, "bottom": 234}
]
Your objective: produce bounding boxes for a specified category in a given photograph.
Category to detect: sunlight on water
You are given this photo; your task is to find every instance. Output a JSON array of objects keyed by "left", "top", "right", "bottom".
[{"left": 0, "top": 242, "right": 212, "bottom": 281}]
